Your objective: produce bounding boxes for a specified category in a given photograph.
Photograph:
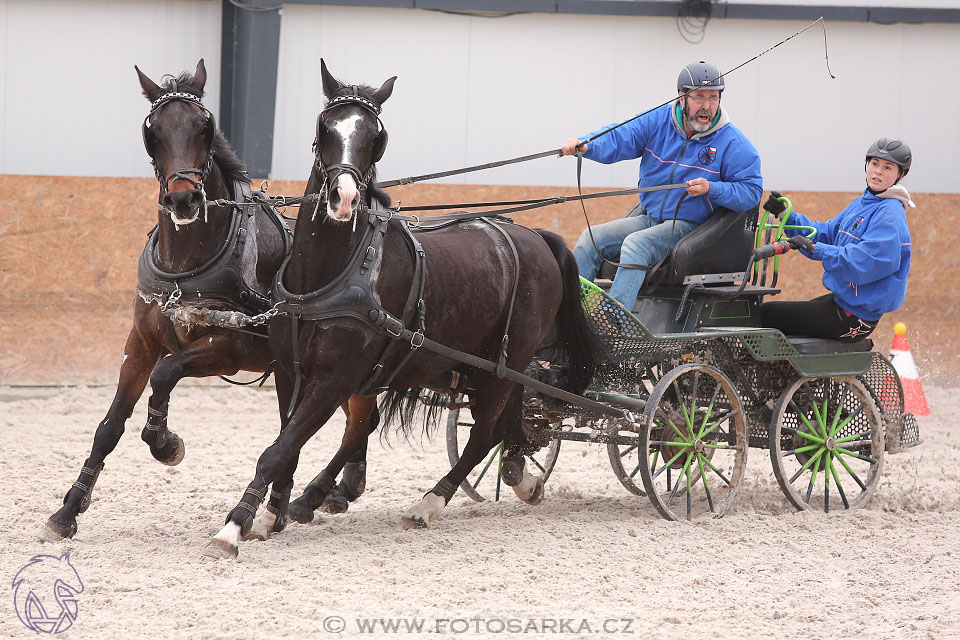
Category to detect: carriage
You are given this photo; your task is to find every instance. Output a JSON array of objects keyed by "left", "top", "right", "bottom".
[{"left": 446, "top": 200, "right": 922, "bottom": 520}]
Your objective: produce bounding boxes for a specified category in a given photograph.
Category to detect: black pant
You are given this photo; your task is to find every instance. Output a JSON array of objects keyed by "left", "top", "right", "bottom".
[{"left": 760, "top": 293, "right": 879, "bottom": 342}]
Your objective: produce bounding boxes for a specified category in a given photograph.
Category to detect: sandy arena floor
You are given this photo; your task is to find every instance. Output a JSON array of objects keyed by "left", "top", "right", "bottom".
[{"left": 0, "top": 382, "right": 957, "bottom": 639}]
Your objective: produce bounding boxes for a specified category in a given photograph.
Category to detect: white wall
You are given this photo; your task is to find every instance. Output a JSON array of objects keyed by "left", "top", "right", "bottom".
[
  {"left": 272, "top": 4, "right": 959, "bottom": 193},
  {"left": 0, "top": 0, "right": 221, "bottom": 177}
]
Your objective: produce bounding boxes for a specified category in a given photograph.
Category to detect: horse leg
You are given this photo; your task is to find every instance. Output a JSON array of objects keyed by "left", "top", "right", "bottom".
[
  {"left": 205, "top": 382, "right": 343, "bottom": 559},
  {"left": 479, "top": 386, "right": 544, "bottom": 505},
  {"left": 289, "top": 395, "right": 379, "bottom": 522},
  {"left": 243, "top": 367, "right": 298, "bottom": 542},
  {"left": 140, "top": 333, "right": 237, "bottom": 465},
  {"left": 321, "top": 397, "right": 380, "bottom": 514},
  {"left": 43, "top": 326, "right": 160, "bottom": 541},
  {"left": 401, "top": 380, "right": 512, "bottom": 529}
]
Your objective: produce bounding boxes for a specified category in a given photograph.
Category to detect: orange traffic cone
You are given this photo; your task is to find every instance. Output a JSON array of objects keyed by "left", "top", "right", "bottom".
[{"left": 889, "top": 322, "right": 930, "bottom": 416}]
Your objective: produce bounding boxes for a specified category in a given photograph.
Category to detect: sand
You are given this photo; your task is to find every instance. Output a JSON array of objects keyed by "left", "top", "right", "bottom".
[{"left": 0, "top": 382, "right": 957, "bottom": 639}]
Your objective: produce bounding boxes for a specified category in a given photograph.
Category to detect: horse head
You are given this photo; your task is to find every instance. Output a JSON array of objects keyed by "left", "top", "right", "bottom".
[
  {"left": 136, "top": 59, "right": 217, "bottom": 227},
  {"left": 314, "top": 59, "right": 395, "bottom": 223}
]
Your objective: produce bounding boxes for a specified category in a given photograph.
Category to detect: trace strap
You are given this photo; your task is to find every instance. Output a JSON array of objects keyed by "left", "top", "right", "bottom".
[{"left": 375, "top": 149, "right": 560, "bottom": 189}]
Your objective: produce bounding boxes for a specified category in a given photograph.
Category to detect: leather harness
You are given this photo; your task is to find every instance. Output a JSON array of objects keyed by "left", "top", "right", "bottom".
[{"left": 137, "top": 179, "right": 293, "bottom": 323}]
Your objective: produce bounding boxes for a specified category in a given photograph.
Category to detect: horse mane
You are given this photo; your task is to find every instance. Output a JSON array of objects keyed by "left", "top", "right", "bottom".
[
  {"left": 327, "top": 84, "right": 391, "bottom": 208},
  {"left": 152, "top": 71, "right": 250, "bottom": 186}
]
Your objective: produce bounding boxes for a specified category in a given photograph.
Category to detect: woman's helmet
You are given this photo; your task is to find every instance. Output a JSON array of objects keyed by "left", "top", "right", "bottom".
[
  {"left": 677, "top": 61, "right": 724, "bottom": 93},
  {"left": 866, "top": 138, "right": 912, "bottom": 176}
]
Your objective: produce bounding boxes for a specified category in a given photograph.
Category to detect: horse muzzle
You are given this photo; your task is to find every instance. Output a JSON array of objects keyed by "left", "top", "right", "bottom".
[{"left": 161, "top": 189, "right": 205, "bottom": 226}]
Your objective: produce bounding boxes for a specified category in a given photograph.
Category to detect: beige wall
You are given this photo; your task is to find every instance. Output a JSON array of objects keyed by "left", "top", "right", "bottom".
[{"left": 1, "top": 175, "right": 955, "bottom": 385}]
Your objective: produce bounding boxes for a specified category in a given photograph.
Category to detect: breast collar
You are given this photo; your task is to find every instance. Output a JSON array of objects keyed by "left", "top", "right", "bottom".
[
  {"left": 137, "top": 179, "right": 292, "bottom": 314},
  {"left": 272, "top": 200, "right": 428, "bottom": 397}
]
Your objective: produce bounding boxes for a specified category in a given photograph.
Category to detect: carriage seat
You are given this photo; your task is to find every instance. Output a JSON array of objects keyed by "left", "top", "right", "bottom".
[
  {"left": 787, "top": 337, "right": 873, "bottom": 355},
  {"left": 596, "top": 203, "right": 758, "bottom": 289}
]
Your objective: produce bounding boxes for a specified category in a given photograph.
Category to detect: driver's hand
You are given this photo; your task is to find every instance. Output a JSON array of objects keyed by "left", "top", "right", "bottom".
[
  {"left": 764, "top": 191, "right": 787, "bottom": 218},
  {"left": 684, "top": 178, "right": 710, "bottom": 197},
  {"left": 787, "top": 235, "right": 815, "bottom": 254},
  {"left": 561, "top": 138, "right": 587, "bottom": 156}
]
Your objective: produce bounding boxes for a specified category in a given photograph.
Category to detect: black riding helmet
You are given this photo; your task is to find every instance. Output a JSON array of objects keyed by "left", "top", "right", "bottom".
[
  {"left": 677, "top": 61, "right": 724, "bottom": 93},
  {"left": 865, "top": 137, "right": 912, "bottom": 181}
]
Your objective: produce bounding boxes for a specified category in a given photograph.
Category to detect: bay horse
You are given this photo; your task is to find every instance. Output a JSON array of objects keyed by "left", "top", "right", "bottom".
[
  {"left": 42, "top": 60, "right": 372, "bottom": 542},
  {"left": 205, "top": 61, "right": 597, "bottom": 558}
]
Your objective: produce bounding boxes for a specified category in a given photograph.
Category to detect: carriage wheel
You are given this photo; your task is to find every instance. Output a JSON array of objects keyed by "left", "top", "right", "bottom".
[
  {"left": 607, "top": 419, "right": 646, "bottom": 496},
  {"left": 639, "top": 363, "right": 747, "bottom": 521},
  {"left": 769, "top": 376, "right": 884, "bottom": 513},
  {"left": 606, "top": 363, "right": 665, "bottom": 496},
  {"left": 445, "top": 395, "right": 561, "bottom": 503}
]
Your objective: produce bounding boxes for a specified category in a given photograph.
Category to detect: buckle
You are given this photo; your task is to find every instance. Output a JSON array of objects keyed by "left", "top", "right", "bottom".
[{"left": 410, "top": 331, "right": 425, "bottom": 349}]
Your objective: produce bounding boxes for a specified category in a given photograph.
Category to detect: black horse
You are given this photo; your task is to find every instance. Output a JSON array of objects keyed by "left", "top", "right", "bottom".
[
  {"left": 44, "top": 60, "right": 316, "bottom": 542},
  {"left": 205, "top": 61, "right": 597, "bottom": 558}
]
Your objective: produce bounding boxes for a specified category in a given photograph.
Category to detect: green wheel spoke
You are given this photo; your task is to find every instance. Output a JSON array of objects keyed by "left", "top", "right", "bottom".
[
  {"left": 828, "top": 455, "right": 850, "bottom": 509},
  {"left": 835, "top": 429, "right": 876, "bottom": 444},
  {"left": 804, "top": 451, "right": 824, "bottom": 504},
  {"left": 666, "top": 454, "right": 694, "bottom": 507},
  {"left": 472, "top": 442, "right": 502, "bottom": 490},
  {"left": 823, "top": 451, "right": 831, "bottom": 513},
  {"left": 652, "top": 449, "right": 687, "bottom": 481},
  {"left": 657, "top": 409, "right": 690, "bottom": 443},
  {"left": 698, "top": 409, "right": 732, "bottom": 441},
  {"left": 702, "top": 456, "right": 732, "bottom": 486},
  {"left": 835, "top": 447, "right": 877, "bottom": 464},
  {"left": 789, "top": 448, "right": 825, "bottom": 484},
  {"left": 696, "top": 385, "right": 722, "bottom": 438},
  {"left": 703, "top": 443, "right": 736, "bottom": 450},
  {"left": 835, "top": 454, "right": 868, "bottom": 491},
  {"left": 783, "top": 443, "right": 823, "bottom": 456},
  {"left": 649, "top": 450, "right": 660, "bottom": 476},
  {"left": 828, "top": 404, "right": 866, "bottom": 438},
  {"left": 697, "top": 453, "right": 715, "bottom": 513},
  {"left": 650, "top": 440, "right": 693, "bottom": 447},
  {"left": 788, "top": 399, "right": 820, "bottom": 438},
  {"left": 801, "top": 382, "right": 826, "bottom": 437},
  {"left": 780, "top": 425, "right": 825, "bottom": 444}
]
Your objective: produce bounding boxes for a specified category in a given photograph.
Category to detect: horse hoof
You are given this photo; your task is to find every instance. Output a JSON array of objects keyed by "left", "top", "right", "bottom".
[
  {"left": 320, "top": 495, "right": 349, "bottom": 514},
  {"left": 201, "top": 538, "right": 238, "bottom": 560},
  {"left": 151, "top": 433, "right": 185, "bottom": 466},
  {"left": 40, "top": 518, "right": 76, "bottom": 542},
  {"left": 400, "top": 515, "right": 428, "bottom": 530},
  {"left": 525, "top": 480, "right": 545, "bottom": 506},
  {"left": 500, "top": 458, "right": 524, "bottom": 487},
  {"left": 287, "top": 500, "right": 316, "bottom": 524}
]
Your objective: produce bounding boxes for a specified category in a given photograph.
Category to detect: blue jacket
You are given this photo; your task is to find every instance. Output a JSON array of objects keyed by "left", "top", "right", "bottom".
[
  {"left": 580, "top": 102, "right": 762, "bottom": 224},
  {"left": 785, "top": 190, "right": 911, "bottom": 321}
]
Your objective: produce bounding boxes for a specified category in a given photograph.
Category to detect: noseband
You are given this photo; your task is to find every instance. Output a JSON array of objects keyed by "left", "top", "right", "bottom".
[
  {"left": 143, "top": 85, "right": 216, "bottom": 223},
  {"left": 311, "top": 89, "right": 385, "bottom": 221}
]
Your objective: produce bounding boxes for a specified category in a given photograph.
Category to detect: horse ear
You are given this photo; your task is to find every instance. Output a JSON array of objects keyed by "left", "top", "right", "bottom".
[
  {"left": 193, "top": 59, "right": 207, "bottom": 95},
  {"left": 320, "top": 59, "right": 343, "bottom": 99},
  {"left": 372, "top": 128, "right": 388, "bottom": 163},
  {"left": 135, "top": 65, "right": 163, "bottom": 102},
  {"left": 372, "top": 76, "right": 397, "bottom": 106}
]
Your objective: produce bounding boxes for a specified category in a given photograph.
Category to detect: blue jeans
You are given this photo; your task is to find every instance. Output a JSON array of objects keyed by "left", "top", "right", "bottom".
[{"left": 573, "top": 214, "right": 699, "bottom": 308}]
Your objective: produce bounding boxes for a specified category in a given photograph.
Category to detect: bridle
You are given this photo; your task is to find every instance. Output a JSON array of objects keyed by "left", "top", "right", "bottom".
[
  {"left": 310, "top": 88, "right": 387, "bottom": 223},
  {"left": 142, "top": 86, "right": 216, "bottom": 225}
]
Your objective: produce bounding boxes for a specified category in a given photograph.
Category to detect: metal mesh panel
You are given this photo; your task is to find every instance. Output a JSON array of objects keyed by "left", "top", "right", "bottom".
[{"left": 856, "top": 352, "right": 920, "bottom": 452}]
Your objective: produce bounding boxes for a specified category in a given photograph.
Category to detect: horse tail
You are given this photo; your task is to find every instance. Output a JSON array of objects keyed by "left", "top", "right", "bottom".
[
  {"left": 535, "top": 230, "right": 598, "bottom": 395},
  {"left": 377, "top": 388, "right": 447, "bottom": 443}
]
